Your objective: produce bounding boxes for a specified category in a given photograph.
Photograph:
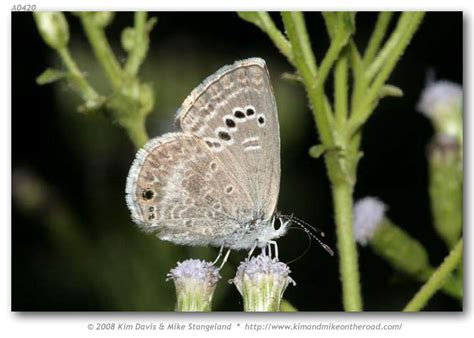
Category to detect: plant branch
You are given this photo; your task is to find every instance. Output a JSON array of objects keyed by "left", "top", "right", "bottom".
[
  {"left": 334, "top": 50, "right": 349, "bottom": 128},
  {"left": 79, "top": 13, "right": 123, "bottom": 89},
  {"left": 281, "top": 12, "right": 334, "bottom": 146},
  {"left": 237, "top": 12, "right": 293, "bottom": 64},
  {"left": 56, "top": 47, "right": 100, "bottom": 103},
  {"left": 404, "top": 239, "right": 463, "bottom": 311},
  {"left": 285, "top": 12, "right": 318, "bottom": 77},
  {"left": 257, "top": 12, "right": 294, "bottom": 63},
  {"left": 349, "top": 12, "right": 425, "bottom": 135},
  {"left": 124, "top": 12, "right": 151, "bottom": 76},
  {"left": 363, "top": 12, "right": 394, "bottom": 66}
]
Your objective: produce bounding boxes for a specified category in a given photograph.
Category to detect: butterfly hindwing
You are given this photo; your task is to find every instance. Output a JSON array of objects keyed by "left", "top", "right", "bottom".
[{"left": 125, "top": 132, "right": 254, "bottom": 246}]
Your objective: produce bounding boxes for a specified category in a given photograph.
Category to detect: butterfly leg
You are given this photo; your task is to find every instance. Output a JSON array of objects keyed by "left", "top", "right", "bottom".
[
  {"left": 268, "top": 240, "right": 279, "bottom": 260},
  {"left": 212, "top": 244, "right": 224, "bottom": 265},
  {"left": 247, "top": 240, "right": 258, "bottom": 260},
  {"left": 218, "top": 248, "right": 232, "bottom": 270}
]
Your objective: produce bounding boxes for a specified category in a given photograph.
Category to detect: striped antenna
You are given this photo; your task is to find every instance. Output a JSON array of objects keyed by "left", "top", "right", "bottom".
[{"left": 279, "top": 213, "right": 334, "bottom": 256}]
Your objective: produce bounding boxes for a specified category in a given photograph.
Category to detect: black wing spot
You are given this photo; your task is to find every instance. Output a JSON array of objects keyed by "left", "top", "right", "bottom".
[
  {"left": 142, "top": 189, "right": 154, "bottom": 200},
  {"left": 234, "top": 110, "right": 245, "bottom": 119},
  {"left": 225, "top": 118, "right": 236, "bottom": 128},
  {"left": 218, "top": 131, "right": 231, "bottom": 141}
]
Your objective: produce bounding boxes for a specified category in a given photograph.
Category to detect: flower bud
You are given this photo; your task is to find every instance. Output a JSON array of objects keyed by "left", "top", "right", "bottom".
[
  {"left": 166, "top": 259, "right": 220, "bottom": 312},
  {"left": 230, "top": 254, "right": 295, "bottom": 312},
  {"left": 417, "top": 80, "right": 462, "bottom": 145},
  {"left": 353, "top": 197, "right": 462, "bottom": 299},
  {"left": 428, "top": 135, "right": 462, "bottom": 249},
  {"left": 92, "top": 12, "right": 115, "bottom": 27},
  {"left": 33, "top": 12, "right": 70, "bottom": 50},
  {"left": 354, "top": 197, "right": 430, "bottom": 275}
]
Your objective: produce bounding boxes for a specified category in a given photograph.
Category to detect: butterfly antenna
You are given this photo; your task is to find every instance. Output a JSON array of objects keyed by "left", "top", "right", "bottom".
[
  {"left": 285, "top": 226, "right": 312, "bottom": 265},
  {"left": 281, "top": 213, "right": 334, "bottom": 256},
  {"left": 292, "top": 215, "right": 326, "bottom": 237}
]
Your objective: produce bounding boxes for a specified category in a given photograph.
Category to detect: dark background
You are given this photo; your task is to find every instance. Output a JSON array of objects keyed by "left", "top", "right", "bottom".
[{"left": 12, "top": 12, "right": 462, "bottom": 311}]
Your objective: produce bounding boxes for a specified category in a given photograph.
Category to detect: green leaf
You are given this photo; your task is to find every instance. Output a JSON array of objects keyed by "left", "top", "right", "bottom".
[
  {"left": 379, "top": 84, "right": 403, "bottom": 98},
  {"left": 309, "top": 144, "right": 327, "bottom": 158},
  {"left": 237, "top": 12, "right": 263, "bottom": 29},
  {"left": 280, "top": 72, "right": 302, "bottom": 83},
  {"left": 36, "top": 68, "right": 68, "bottom": 85},
  {"left": 146, "top": 17, "right": 158, "bottom": 31}
]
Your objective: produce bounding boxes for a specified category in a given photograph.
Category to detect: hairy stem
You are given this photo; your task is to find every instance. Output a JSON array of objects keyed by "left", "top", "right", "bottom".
[
  {"left": 57, "top": 47, "right": 100, "bottom": 102},
  {"left": 79, "top": 13, "right": 123, "bottom": 89},
  {"left": 404, "top": 239, "right": 463, "bottom": 311},
  {"left": 281, "top": 12, "right": 333, "bottom": 146},
  {"left": 349, "top": 12, "right": 425, "bottom": 135},
  {"left": 124, "top": 12, "right": 149, "bottom": 75},
  {"left": 258, "top": 12, "right": 294, "bottom": 63},
  {"left": 333, "top": 181, "right": 362, "bottom": 311},
  {"left": 124, "top": 119, "right": 149, "bottom": 149},
  {"left": 363, "top": 12, "right": 394, "bottom": 66},
  {"left": 334, "top": 50, "right": 349, "bottom": 128}
]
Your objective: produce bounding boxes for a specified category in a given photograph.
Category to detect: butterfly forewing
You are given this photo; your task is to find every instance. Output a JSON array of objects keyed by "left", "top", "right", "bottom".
[{"left": 176, "top": 58, "right": 281, "bottom": 221}]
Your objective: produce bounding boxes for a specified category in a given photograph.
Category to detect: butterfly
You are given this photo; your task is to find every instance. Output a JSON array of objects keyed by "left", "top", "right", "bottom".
[{"left": 125, "top": 58, "right": 331, "bottom": 266}]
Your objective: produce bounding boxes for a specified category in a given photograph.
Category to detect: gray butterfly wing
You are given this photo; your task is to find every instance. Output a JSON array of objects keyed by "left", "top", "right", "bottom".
[
  {"left": 125, "top": 132, "right": 254, "bottom": 247},
  {"left": 176, "top": 58, "right": 281, "bottom": 222}
]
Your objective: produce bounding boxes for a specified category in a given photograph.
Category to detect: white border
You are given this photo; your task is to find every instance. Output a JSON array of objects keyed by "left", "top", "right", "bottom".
[{"left": 1, "top": 1, "right": 472, "bottom": 338}]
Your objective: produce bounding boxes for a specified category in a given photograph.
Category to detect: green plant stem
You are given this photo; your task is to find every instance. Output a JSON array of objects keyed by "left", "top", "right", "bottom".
[
  {"left": 281, "top": 12, "right": 333, "bottom": 146},
  {"left": 366, "top": 13, "right": 415, "bottom": 81},
  {"left": 418, "top": 269, "right": 463, "bottom": 300},
  {"left": 316, "top": 32, "right": 350, "bottom": 90},
  {"left": 282, "top": 12, "right": 362, "bottom": 311},
  {"left": 404, "top": 239, "right": 463, "bottom": 312},
  {"left": 79, "top": 13, "right": 123, "bottom": 89},
  {"left": 241, "top": 11, "right": 425, "bottom": 312},
  {"left": 363, "top": 12, "right": 394, "bottom": 66},
  {"left": 57, "top": 47, "right": 100, "bottom": 102},
  {"left": 348, "top": 41, "right": 366, "bottom": 122},
  {"left": 286, "top": 12, "right": 318, "bottom": 77},
  {"left": 257, "top": 12, "right": 294, "bottom": 63},
  {"left": 124, "top": 119, "right": 149, "bottom": 149},
  {"left": 333, "top": 182, "right": 362, "bottom": 311},
  {"left": 124, "top": 12, "right": 148, "bottom": 75},
  {"left": 334, "top": 50, "right": 349, "bottom": 128},
  {"left": 349, "top": 12, "right": 425, "bottom": 135}
]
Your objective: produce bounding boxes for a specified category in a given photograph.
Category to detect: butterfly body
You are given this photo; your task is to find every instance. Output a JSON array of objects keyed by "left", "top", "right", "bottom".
[{"left": 125, "top": 58, "right": 288, "bottom": 250}]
